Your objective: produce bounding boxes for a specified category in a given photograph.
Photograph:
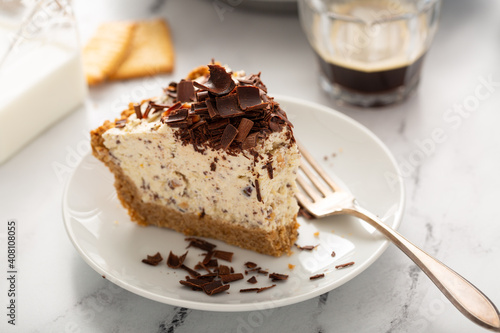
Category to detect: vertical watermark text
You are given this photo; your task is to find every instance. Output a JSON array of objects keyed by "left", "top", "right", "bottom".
[
  {"left": 6, "top": 219, "right": 17, "bottom": 326},
  {"left": 384, "top": 74, "right": 500, "bottom": 191}
]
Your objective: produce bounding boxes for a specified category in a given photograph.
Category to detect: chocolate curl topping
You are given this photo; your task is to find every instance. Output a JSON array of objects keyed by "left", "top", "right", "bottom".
[
  {"left": 142, "top": 103, "right": 153, "bottom": 119},
  {"left": 220, "top": 124, "right": 239, "bottom": 151},
  {"left": 236, "top": 86, "right": 262, "bottom": 110},
  {"left": 197, "top": 90, "right": 209, "bottom": 102},
  {"left": 161, "top": 62, "right": 295, "bottom": 153},
  {"left": 216, "top": 94, "right": 245, "bottom": 118},
  {"left": 235, "top": 118, "right": 254, "bottom": 142},
  {"left": 165, "top": 108, "right": 188, "bottom": 123},
  {"left": 193, "top": 64, "right": 235, "bottom": 96},
  {"left": 115, "top": 119, "right": 127, "bottom": 128},
  {"left": 134, "top": 103, "right": 142, "bottom": 119},
  {"left": 177, "top": 80, "right": 195, "bottom": 103},
  {"left": 241, "top": 132, "right": 259, "bottom": 150},
  {"left": 160, "top": 101, "right": 182, "bottom": 118},
  {"left": 206, "top": 99, "right": 219, "bottom": 118}
]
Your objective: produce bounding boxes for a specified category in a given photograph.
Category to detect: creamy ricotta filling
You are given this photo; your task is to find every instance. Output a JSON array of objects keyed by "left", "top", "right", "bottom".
[{"left": 102, "top": 111, "right": 300, "bottom": 232}]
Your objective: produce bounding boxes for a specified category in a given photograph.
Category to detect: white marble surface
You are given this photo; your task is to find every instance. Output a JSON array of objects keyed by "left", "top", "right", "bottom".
[{"left": 1, "top": 0, "right": 500, "bottom": 332}]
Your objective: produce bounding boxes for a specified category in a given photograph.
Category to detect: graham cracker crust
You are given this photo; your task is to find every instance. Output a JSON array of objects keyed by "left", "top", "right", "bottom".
[{"left": 90, "top": 113, "right": 298, "bottom": 256}]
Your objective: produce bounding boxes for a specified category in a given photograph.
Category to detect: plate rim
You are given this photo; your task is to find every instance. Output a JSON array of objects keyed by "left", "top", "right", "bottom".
[{"left": 63, "top": 95, "right": 405, "bottom": 312}]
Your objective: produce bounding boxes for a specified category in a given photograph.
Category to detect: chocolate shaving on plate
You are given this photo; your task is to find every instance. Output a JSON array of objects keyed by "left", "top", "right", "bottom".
[
  {"left": 179, "top": 278, "right": 209, "bottom": 291},
  {"left": 240, "top": 288, "right": 260, "bottom": 293},
  {"left": 335, "top": 262, "right": 355, "bottom": 269},
  {"left": 185, "top": 237, "right": 217, "bottom": 252},
  {"left": 181, "top": 264, "right": 201, "bottom": 278},
  {"left": 202, "top": 251, "right": 214, "bottom": 265},
  {"left": 247, "top": 276, "right": 258, "bottom": 284},
  {"left": 203, "top": 280, "right": 230, "bottom": 296},
  {"left": 239, "top": 285, "right": 276, "bottom": 293},
  {"left": 257, "top": 284, "right": 276, "bottom": 293},
  {"left": 206, "top": 259, "right": 219, "bottom": 267},
  {"left": 141, "top": 252, "right": 163, "bottom": 266},
  {"left": 269, "top": 273, "right": 288, "bottom": 282},
  {"left": 166, "top": 251, "right": 188, "bottom": 268},
  {"left": 213, "top": 250, "right": 233, "bottom": 262},
  {"left": 217, "top": 265, "right": 231, "bottom": 276},
  {"left": 310, "top": 274, "right": 325, "bottom": 280},
  {"left": 220, "top": 273, "right": 244, "bottom": 284},
  {"left": 197, "top": 273, "right": 217, "bottom": 281},
  {"left": 244, "top": 262, "right": 258, "bottom": 269},
  {"left": 296, "top": 244, "right": 319, "bottom": 251},
  {"left": 194, "top": 262, "right": 212, "bottom": 273}
]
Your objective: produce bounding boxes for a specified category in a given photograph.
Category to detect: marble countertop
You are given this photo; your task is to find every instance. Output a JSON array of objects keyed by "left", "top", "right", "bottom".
[{"left": 1, "top": 0, "right": 500, "bottom": 332}]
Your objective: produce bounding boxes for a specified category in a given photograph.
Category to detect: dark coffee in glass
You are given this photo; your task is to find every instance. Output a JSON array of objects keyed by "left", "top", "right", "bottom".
[{"left": 299, "top": 0, "right": 441, "bottom": 107}]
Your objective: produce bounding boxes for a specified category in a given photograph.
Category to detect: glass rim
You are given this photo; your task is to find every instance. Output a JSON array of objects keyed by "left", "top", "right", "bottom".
[{"left": 301, "top": 0, "right": 441, "bottom": 24}]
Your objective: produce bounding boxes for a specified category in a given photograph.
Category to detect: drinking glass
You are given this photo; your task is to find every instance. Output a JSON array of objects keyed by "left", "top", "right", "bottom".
[{"left": 298, "top": 0, "right": 441, "bottom": 107}]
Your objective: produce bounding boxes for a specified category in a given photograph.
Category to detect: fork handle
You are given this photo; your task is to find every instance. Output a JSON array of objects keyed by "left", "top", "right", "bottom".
[{"left": 349, "top": 205, "right": 500, "bottom": 332}]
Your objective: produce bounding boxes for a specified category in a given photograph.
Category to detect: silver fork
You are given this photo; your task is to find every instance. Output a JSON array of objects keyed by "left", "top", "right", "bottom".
[{"left": 295, "top": 142, "right": 500, "bottom": 332}]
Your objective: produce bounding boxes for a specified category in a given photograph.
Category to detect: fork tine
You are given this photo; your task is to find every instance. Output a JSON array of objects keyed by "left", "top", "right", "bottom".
[
  {"left": 295, "top": 188, "right": 314, "bottom": 208},
  {"left": 296, "top": 174, "right": 322, "bottom": 202},
  {"left": 299, "top": 163, "right": 332, "bottom": 197},
  {"left": 297, "top": 141, "right": 343, "bottom": 192}
]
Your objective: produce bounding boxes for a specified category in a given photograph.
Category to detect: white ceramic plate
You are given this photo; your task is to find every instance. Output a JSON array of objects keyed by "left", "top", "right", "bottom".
[{"left": 63, "top": 96, "right": 404, "bottom": 312}]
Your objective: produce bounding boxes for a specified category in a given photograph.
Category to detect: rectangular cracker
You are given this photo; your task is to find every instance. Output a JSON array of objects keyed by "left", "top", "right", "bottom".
[
  {"left": 109, "top": 18, "right": 175, "bottom": 80},
  {"left": 83, "top": 21, "right": 136, "bottom": 85}
]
